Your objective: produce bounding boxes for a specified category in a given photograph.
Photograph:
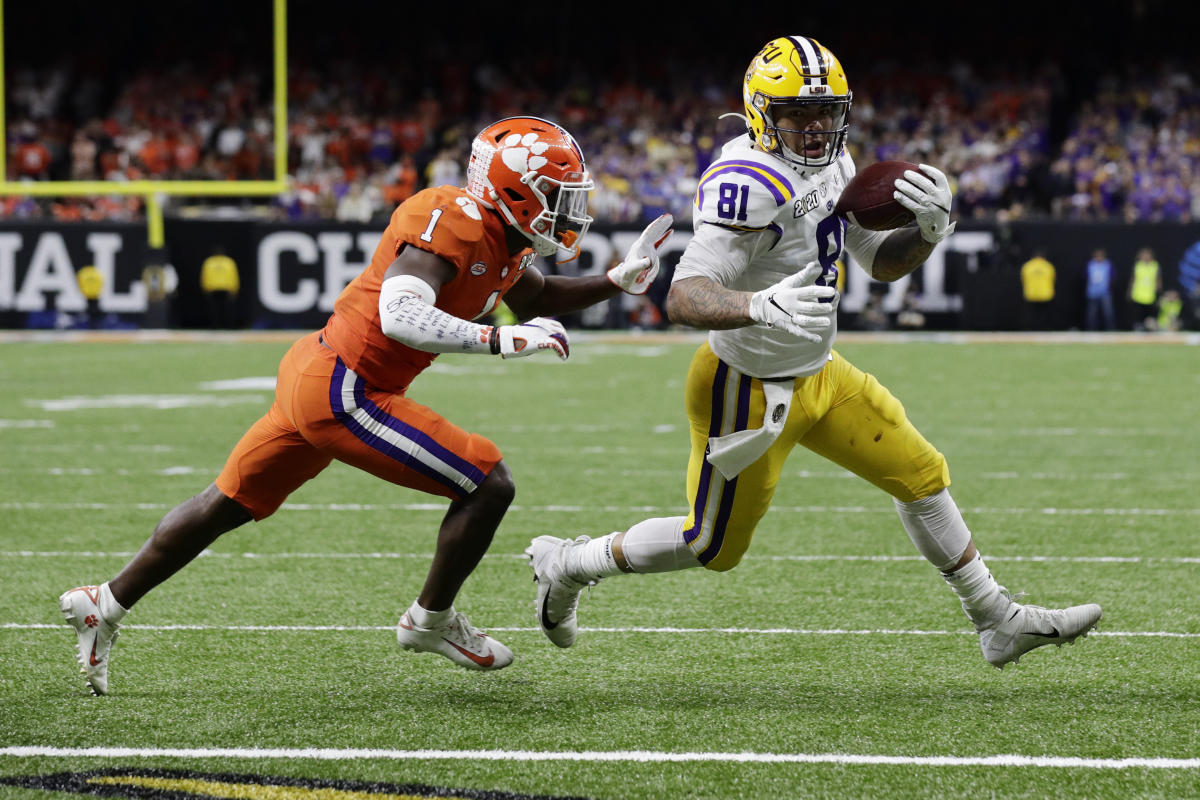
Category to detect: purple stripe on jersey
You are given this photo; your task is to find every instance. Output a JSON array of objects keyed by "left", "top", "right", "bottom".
[
  {"left": 714, "top": 160, "right": 795, "bottom": 194},
  {"left": 766, "top": 222, "right": 783, "bottom": 249},
  {"left": 329, "top": 359, "right": 476, "bottom": 498},
  {"left": 697, "top": 163, "right": 791, "bottom": 209},
  {"left": 697, "top": 371, "right": 752, "bottom": 565},
  {"left": 683, "top": 359, "right": 730, "bottom": 546}
]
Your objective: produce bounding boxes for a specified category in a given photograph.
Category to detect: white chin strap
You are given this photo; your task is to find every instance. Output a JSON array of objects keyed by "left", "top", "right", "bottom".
[{"left": 527, "top": 234, "right": 559, "bottom": 257}]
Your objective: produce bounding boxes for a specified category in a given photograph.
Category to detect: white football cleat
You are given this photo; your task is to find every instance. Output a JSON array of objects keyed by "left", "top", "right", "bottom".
[
  {"left": 395, "top": 610, "right": 513, "bottom": 671},
  {"left": 979, "top": 600, "right": 1102, "bottom": 668},
  {"left": 59, "top": 585, "right": 120, "bottom": 695},
  {"left": 525, "top": 535, "right": 594, "bottom": 648}
]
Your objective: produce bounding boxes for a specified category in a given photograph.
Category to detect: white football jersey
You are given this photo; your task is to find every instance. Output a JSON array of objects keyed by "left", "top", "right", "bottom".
[{"left": 673, "top": 134, "right": 887, "bottom": 379}]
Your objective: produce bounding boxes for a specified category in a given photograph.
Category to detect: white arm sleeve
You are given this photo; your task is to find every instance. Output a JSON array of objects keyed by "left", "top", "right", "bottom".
[
  {"left": 844, "top": 223, "right": 891, "bottom": 278},
  {"left": 378, "top": 274, "right": 494, "bottom": 354}
]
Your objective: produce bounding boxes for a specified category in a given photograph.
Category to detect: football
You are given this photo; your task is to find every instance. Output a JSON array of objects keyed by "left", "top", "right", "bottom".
[{"left": 834, "top": 160, "right": 920, "bottom": 231}]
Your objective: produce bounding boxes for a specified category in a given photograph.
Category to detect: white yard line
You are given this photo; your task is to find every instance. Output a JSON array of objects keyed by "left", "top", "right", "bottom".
[
  {"left": 3, "top": 622, "right": 1195, "bottom": 638},
  {"left": 0, "top": 746, "right": 1196, "bottom": 770}
]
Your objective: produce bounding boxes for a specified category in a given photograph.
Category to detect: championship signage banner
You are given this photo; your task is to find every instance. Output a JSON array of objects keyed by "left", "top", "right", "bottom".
[
  {"left": 4, "top": 217, "right": 1194, "bottom": 331},
  {"left": 0, "top": 223, "right": 147, "bottom": 327},
  {"left": 243, "top": 222, "right": 988, "bottom": 329},
  {"left": 245, "top": 223, "right": 699, "bottom": 329}
]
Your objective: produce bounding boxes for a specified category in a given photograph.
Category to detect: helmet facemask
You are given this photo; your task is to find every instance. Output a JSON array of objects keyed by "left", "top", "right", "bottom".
[
  {"left": 522, "top": 171, "right": 594, "bottom": 257},
  {"left": 756, "top": 94, "right": 851, "bottom": 169}
]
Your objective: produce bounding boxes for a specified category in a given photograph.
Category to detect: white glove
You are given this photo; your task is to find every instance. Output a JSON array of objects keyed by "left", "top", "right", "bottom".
[
  {"left": 893, "top": 164, "right": 957, "bottom": 244},
  {"left": 606, "top": 213, "right": 674, "bottom": 295},
  {"left": 493, "top": 317, "right": 570, "bottom": 361},
  {"left": 747, "top": 262, "right": 837, "bottom": 343}
]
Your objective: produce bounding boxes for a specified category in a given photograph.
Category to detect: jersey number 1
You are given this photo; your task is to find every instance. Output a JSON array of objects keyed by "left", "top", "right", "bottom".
[{"left": 419, "top": 209, "right": 443, "bottom": 242}]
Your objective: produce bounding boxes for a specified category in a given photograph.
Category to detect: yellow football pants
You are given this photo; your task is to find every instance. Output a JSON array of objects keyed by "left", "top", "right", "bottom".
[{"left": 682, "top": 343, "right": 950, "bottom": 571}]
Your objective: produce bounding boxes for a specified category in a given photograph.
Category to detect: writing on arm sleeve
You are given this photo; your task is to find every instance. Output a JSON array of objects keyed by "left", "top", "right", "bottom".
[
  {"left": 377, "top": 274, "right": 495, "bottom": 354},
  {"left": 375, "top": 189, "right": 498, "bottom": 353}
]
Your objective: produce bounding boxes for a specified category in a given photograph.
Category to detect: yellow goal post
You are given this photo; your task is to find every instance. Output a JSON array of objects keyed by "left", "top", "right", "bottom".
[{"left": 0, "top": 0, "right": 289, "bottom": 249}]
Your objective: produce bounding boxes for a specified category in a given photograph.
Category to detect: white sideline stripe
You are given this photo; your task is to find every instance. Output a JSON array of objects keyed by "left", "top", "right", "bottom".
[
  {"left": 28, "top": 394, "right": 267, "bottom": 411},
  {"left": 5, "top": 622, "right": 1195, "bottom": 638},
  {"left": 3, "top": 501, "right": 1200, "bottom": 516},
  {"left": 1, "top": 746, "right": 1197, "bottom": 769},
  {"left": 5, "top": 551, "right": 1200, "bottom": 565}
]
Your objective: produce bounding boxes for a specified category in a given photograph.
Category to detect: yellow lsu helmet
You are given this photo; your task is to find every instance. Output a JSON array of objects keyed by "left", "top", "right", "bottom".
[{"left": 743, "top": 36, "right": 852, "bottom": 169}]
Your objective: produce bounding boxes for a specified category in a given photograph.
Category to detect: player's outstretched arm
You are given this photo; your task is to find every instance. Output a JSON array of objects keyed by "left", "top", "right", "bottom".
[
  {"left": 378, "top": 249, "right": 568, "bottom": 361},
  {"left": 503, "top": 265, "right": 616, "bottom": 321},
  {"left": 506, "top": 214, "right": 675, "bottom": 319}
]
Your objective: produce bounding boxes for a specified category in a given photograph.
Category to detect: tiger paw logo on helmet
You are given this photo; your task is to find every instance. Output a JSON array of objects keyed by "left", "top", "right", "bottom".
[{"left": 498, "top": 132, "right": 552, "bottom": 176}]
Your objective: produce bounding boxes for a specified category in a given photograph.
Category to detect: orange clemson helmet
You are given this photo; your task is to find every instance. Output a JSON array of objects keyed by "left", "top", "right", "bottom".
[{"left": 465, "top": 116, "right": 594, "bottom": 257}]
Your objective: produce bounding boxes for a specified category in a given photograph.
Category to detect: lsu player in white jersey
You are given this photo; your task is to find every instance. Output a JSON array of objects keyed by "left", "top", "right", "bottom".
[{"left": 525, "top": 35, "right": 1102, "bottom": 669}]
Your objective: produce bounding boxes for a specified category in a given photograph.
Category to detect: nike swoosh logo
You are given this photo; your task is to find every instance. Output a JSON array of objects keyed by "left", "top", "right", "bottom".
[
  {"left": 1029, "top": 627, "right": 1062, "bottom": 639},
  {"left": 443, "top": 638, "right": 495, "bottom": 668},
  {"left": 540, "top": 594, "right": 560, "bottom": 631},
  {"left": 89, "top": 637, "right": 103, "bottom": 666},
  {"left": 71, "top": 585, "right": 101, "bottom": 606}
]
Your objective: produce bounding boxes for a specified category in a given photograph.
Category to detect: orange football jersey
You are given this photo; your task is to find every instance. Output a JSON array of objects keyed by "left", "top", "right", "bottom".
[{"left": 322, "top": 186, "right": 535, "bottom": 393}]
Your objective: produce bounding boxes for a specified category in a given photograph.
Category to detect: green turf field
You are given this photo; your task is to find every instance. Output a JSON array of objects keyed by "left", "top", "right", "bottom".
[{"left": 2, "top": 332, "right": 1198, "bottom": 800}]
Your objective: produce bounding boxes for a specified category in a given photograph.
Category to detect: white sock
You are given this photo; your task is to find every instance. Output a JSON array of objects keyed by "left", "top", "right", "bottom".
[
  {"left": 98, "top": 582, "right": 127, "bottom": 624},
  {"left": 571, "top": 533, "right": 623, "bottom": 581},
  {"left": 894, "top": 489, "right": 971, "bottom": 572},
  {"left": 943, "top": 554, "right": 1013, "bottom": 630},
  {"left": 569, "top": 517, "right": 699, "bottom": 579},
  {"left": 620, "top": 516, "right": 699, "bottom": 573},
  {"left": 407, "top": 600, "right": 453, "bottom": 629}
]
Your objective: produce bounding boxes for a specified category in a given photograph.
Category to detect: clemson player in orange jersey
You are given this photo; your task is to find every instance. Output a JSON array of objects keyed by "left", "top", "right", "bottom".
[{"left": 58, "top": 117, "right": 674, "bottom": 692}]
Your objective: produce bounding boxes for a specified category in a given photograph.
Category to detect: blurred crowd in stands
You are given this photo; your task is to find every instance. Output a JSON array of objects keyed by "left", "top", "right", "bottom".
[{"left": 4, "top": 47, "right": 1198, "bottom": 227}]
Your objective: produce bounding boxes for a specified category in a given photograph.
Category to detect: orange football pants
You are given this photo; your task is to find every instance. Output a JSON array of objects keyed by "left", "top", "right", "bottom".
[{"left": 215, "top": 331, "right": 503, "bottom": 520}]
